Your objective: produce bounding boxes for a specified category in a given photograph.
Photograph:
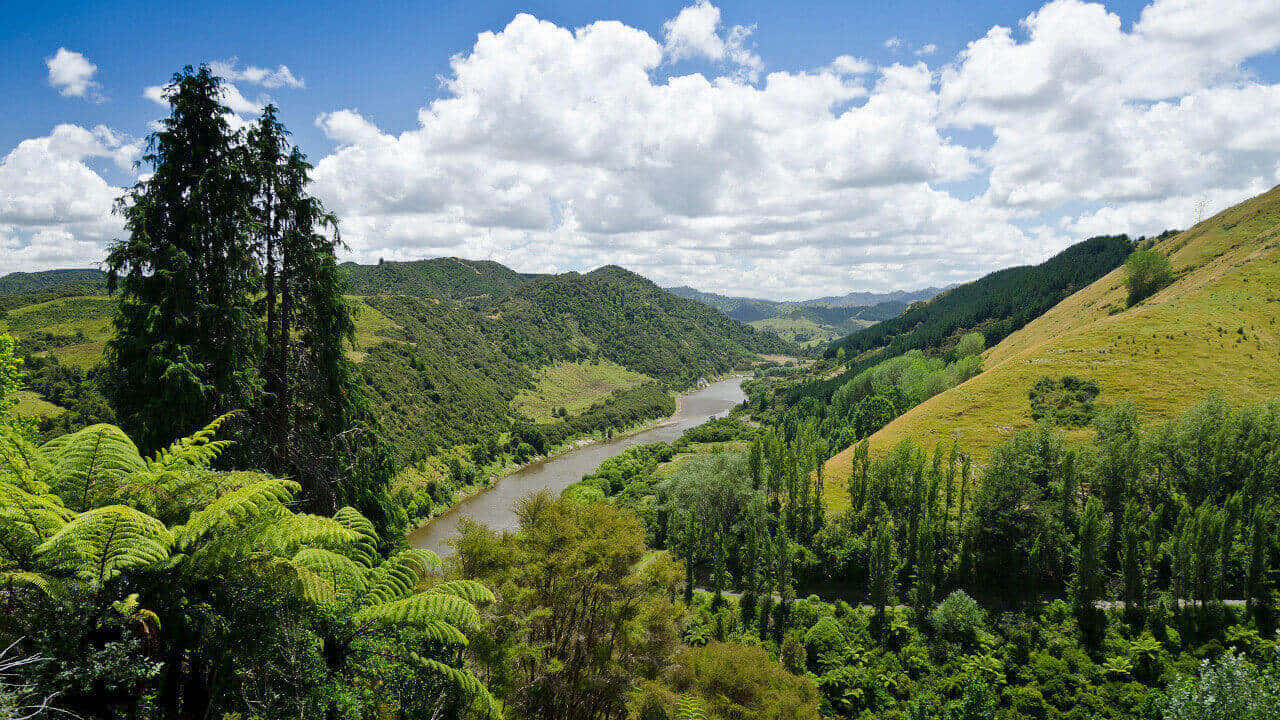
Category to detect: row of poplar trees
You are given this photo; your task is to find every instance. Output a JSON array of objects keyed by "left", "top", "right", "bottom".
[{"left": 104, "top": 65, "right": 400, "bottom": 535}]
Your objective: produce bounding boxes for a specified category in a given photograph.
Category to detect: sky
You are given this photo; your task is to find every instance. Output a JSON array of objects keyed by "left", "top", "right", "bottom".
[{"left": 3, "top": 0, "right": 1280, "bottom": 300}]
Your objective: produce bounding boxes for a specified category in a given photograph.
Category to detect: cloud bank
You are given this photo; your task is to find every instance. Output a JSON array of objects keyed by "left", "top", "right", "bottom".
[{"left": 6, "top": 0, "right": 1280, "bottom": 298}]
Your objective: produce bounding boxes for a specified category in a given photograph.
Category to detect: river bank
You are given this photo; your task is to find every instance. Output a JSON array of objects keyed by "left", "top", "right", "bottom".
[{"left": 407, "top": 374, "right": 748, "bottom": 554}]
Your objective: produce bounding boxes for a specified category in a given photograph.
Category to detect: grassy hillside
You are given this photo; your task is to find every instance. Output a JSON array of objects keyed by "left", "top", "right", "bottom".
[
  {"left": 822, "top": 185, "right": 1280, "bottom": 506},
  {"left": 513, "top": 360, "right": 653, "bottom": 422},
  {"left": 786, "top": 234, "right": 1134, "bottom": 408}
]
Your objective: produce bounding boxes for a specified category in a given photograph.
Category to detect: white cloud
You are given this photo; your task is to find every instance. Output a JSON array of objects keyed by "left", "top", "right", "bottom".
[
  {"left": 0, "top": 124, "right": 139, "bottom": 274},
  {"left": 663, "top": 0, "right": 764, "bottom": 81},
  {"left": 915, "top": 43, "right": 937, "bottom": 56},
  {"left": 9, "top": 0, "right": 1280, "bottom": 298},
  {"left": 46, "top": 48, "right": 100, "bottom": 99},
  {"left": 884, "top": 36, "right": 903, "bottom": 51},
  {"left": 310, "top": 10, "right": 1001, "bottom": 298},
  {"left": 209, "top": 59, "right": 305, "bottom": 89},
  {"left": 829, "top": 55, "right": 875, "bottom": 76}
]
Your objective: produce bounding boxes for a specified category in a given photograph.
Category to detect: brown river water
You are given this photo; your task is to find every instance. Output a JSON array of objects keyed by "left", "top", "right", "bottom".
[{"left": 406, "top": 375, "right": 748, "bottom": 556}]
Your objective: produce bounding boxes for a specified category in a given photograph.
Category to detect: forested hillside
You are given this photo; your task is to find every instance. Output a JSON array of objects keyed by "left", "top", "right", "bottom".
[
  {"left": 775, "top": 234, "right": 1134, "bottom": 407},
  {"left": 340, "top": 257, "right": 532, "bottom": 298},
  {"left": 1, "top": 260, "right": 791, "bottom": 467}
]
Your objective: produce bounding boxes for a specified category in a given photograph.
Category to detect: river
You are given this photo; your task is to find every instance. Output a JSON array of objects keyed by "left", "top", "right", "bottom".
[{"left": 407, "top": 375, "right": 748, "bottom": 555}]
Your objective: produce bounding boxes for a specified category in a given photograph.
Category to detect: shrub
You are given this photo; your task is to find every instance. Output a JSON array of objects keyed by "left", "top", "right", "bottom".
[
  {"left": 1162, "top": 652, "right": 1280, "bottom": 720},
  {"left": 1029, "top": 375, "right": 1101, "bottom": 425},
  {"left": 1124, "top": 249, "right": 1173, "bottom": 306},
  {"left": 929, "top": 591, "right": 987, "bottom": 648}
]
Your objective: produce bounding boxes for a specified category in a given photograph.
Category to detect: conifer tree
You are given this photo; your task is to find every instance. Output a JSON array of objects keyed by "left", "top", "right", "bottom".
[{"left": 106, "top": 65, "right": 259, "bottom": 451}]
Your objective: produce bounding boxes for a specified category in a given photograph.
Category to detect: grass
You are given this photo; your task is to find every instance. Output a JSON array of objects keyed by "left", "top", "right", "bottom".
[
  {"left": 1, "top": 294, "right": 402, "bottom": 365},
  {"left": 821, "top": 184, "right": 1280, "bottom": 511},
  {"left": 749, "top": 317, "right": 837, "bottom": 346},
  {"left": 1, "top": 295, "right": 115, "bottom": 369},
  {"left": 4, "top": 390, "right": 65, "bottom": 419},
  {"left": 512, "top": 360, "right": 653, "bottom": 423},
  {"left": 346, "top": 297, "right": 403, "bottom": 361}
]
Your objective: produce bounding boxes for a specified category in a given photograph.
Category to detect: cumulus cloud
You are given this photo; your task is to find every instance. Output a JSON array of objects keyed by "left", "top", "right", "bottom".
[
  {"left": 8, "top": 0, "right": 1280, "bottom": 298},
  {"left": 310, "top": 9, "right": 998, "bottom": 298},
  {"left": 662, "top": 0, "right": 764, "bottom": 81},
  {"left": 209, "top": 59, "right": 305, "bottom": 88},
  {"left": 0, "top": 124, "right": 138, "bottom": 274},
  {"left": 46, "top": 48, "right": 100, "bottom": 99},
  {"left": 941, "top": 0, "right": 1280, "bottom": 218}
]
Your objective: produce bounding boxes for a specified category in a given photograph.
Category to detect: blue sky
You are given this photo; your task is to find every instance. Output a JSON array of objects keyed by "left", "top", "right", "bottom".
[{"left": 4, "top": 0, "right": 1280, "bottom": 298}]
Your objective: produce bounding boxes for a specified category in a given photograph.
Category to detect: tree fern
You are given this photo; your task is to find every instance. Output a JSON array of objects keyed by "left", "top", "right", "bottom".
[
  {"left": 411, "top": 655, "right": 502, "bottom": 720},
  {"left": 354, "top": 591, "right": 481, "bottom": 632},
  {"left": 36, "top": 504, "right": 172, "bottom": 588},
  {"left": 0, "top": 424, "right": 43, "bottom": 488},
  {"left": 260, "top": 513, "right": 362, "bottom": 557},
  {"left": 332, "top": 506, "right": 379, "bottom": 567},
  {"left": 361, "top": 548, "right": 442, "bottom": 605},
  {"left": 40, "top": 424, "right": 146, "bottom": 511},
  {"left": 173, "top": 476, "right": 299, "bottom": 550},
  {"left": 291, "top": 548, "right": 367, "bottom": 600},
  {"left": 145, "top": 412, "right": 239, "bottom": 471},
  {"left": 423, "top": 579, "right": 496, "bottom": 605},
  {"left": 674, "top": 695, "right": 708, "bottom": 720},
  {"left": 0, "top": 482, "right": 72, "bottom": 566}
]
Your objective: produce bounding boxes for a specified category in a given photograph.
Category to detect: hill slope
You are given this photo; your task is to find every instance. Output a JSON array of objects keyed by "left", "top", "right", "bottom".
[
  {"left": 824, "top": 185, "right": 1280, "bottom": 493},
  {"left": 1, "top": 260, "right": 792, "bottom": 460},
  {"left": 786, "top": 234, "right": 1134, "bottom": 407}
]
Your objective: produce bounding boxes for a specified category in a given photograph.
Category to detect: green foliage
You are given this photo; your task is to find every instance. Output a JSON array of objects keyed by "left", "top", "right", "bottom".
[
  {"left": 821, "top": 234, "right": 1132, "bottom": 372},
  {"left": 1030, "top": 375, "right": 1101, "bottom": 425},
  {"left": 928, "top": 590, "right": 986, "bottom": 648},
  {"left": 0, "top": 334, "right": 19, "bottom": 410},
  {"left": 1, "top": 417, "right": 497, "bottom": 719},
  {"left": 1163, "top": 652, "right": 1280, "bottom": 720},
  {"left": 1125, "top": 249, "right": 1174, "bottom": 306}
]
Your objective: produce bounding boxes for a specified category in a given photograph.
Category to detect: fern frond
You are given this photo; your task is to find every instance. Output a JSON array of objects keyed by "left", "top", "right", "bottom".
[
  {"left": 0, "top": 570, "right": 55, "bottom": 597},
  {"left": 354, "top": 591, "right": 481, "bottom": 632},
  {"left": 424, "top": 579, "right": 496, "bottom": 606},
  {"left": 173, "top": 477, "right": 299, "bottom": 550},
  {"left": 674, "top": 695, "right": 707, "bottom": 720},
  {"left": 292, "top": 563, "right": 338, "bottom": 603},
  {"left": 291, "top": 548, "right": 367, "bottom": 600},
  {"left": 361, "top": 548, "right": 442, "bottom": 605},
  {"left": 332, "top": 506, "right": 379, "bottom": 567},
  {"left": 36, "top": 505, "right": 172, "bottom": 587},
  {"left": 410, "top": 656, "right": 502, "bottom": 720},
  {"left": 40, "top": 425, "right": 146, "bottom": 511},
  {"left": 146, "top": 412, "right": 240, "bottom": 471},
  {"left": 0, "top": 482, "right": 73, "bottom": 564},
  {"left": 0, "top": 424, "right": 44, "bottom": 487},
  {"left": 261, "top": 513, "right": 362, "bottom": 557}
]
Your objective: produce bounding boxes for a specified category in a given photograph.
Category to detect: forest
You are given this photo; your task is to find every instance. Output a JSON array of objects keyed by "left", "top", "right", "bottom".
[{"left": 2, "top": 62, "right": 1279, "bottom": 720}]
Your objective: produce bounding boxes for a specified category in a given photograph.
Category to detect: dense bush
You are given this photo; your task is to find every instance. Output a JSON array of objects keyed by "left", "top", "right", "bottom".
[
  {"left": 1030, "top": 375, "right": 1102, "bottom": 425},
  {"left": 1125, "top": 249, "right": 1174, "bottom": 306}
]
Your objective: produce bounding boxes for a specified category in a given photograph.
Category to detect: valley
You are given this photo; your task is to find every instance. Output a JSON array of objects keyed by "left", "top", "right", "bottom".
[{"left": 5, "top": 48, "right": 1280, "bottom": 720}]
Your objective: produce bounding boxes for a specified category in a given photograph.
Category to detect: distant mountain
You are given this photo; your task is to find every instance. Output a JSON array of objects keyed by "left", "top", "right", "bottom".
[
  {"left": 664, "top": 284, "right": 946, "bottom": 346},
  {"left": 800, "top": 286, "right": 949, "bottom": 308}
]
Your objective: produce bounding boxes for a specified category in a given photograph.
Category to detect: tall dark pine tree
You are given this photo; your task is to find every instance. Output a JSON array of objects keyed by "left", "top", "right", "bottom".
[{"left": 106, "top": 66, "right": 260, "bottom": 452}]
